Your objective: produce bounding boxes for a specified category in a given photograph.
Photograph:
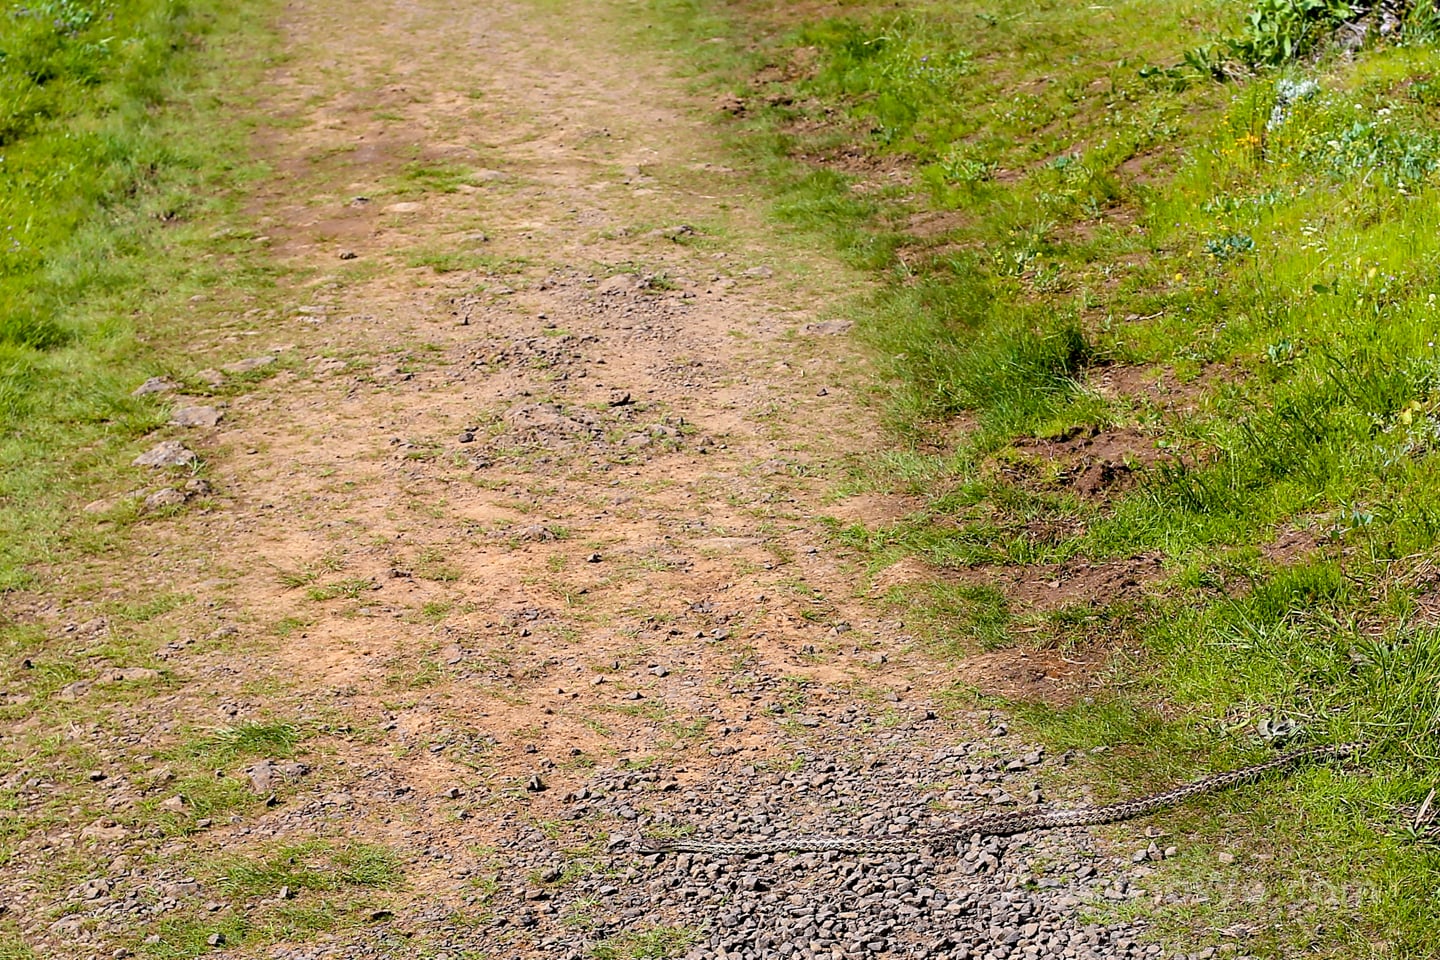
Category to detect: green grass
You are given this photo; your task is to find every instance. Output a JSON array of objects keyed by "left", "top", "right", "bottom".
[
  {"left": 129, "top": 841, "right": 402, "bottom": 958},
  {"left": 0, "top": 0, "right": 281, "bottom": 590},
  {"left": 184, "top": 721, "right": 304, "bottom": 761},
  {"left": 648, "top": 0, "right": 1440, "bottom": 954},
  {"left": 218, "top": 840, "right": 404, "bottom": 895},
  {"left": 589, "top": 925, "right": 702, "bottom": 959}
]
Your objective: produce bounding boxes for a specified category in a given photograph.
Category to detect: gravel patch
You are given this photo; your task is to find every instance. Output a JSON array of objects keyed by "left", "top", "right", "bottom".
[{"left": 262, "top": 716, "right": 1239, "bottom": 960}]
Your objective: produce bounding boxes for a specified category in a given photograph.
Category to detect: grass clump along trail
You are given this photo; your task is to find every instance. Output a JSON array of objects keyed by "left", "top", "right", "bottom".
[
  {"left": 658, "top": 0, "right": 1440, "bottom": 954},
  {"left": 0, "top": 0, "right": 274, "bottom": 589}
]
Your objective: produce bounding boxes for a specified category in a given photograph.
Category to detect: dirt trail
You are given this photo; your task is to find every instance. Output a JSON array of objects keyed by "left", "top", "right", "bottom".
[
  {"left": 225, "top": 0, "right": 921, "bottom": 786},
  {"left": 3, "top": 2, "right": 1181, "bottom": 957}
]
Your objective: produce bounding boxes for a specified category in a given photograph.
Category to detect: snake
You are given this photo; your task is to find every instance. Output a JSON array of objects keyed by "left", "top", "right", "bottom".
[{"left": 638, "top": 741, "right": 1363, "bottom": 856}]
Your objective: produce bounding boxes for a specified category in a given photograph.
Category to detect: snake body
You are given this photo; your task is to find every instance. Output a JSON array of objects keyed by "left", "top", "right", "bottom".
[{"left": 640, "top": 741, "right": 1362, "bottom": 856}]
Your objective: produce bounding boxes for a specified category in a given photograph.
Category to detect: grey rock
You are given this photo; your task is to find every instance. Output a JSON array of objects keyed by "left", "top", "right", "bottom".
[
  {"left": 132, "top": 377, "right": 180, "bottom": 397},
  {"left": 245, "top": 760, "right": 275, "bottom": 794},
  {"left": 143, "top": 489, "right": 188, "bottom": 511},
  {"left": 169, "top": 406, "right": 223, "bottom": 428},
  {"left": 132, "top": 441, "right": 197, "bottom": 468},
  {"left": 222, "top": 355, "right": 275, "bottom": 374},
  {"left": 97, "top": 668, "right": 159, "bottom": 684},
  {"left": 597, "top": 274, "right": 642, "bottom": 295}
]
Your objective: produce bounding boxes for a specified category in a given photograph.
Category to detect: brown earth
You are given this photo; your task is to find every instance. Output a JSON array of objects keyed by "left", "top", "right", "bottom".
[{"left": 1000, "top": 424, "right": 1171, "bottom": 502}]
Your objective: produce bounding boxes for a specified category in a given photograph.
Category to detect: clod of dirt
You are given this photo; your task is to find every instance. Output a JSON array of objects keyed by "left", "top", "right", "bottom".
[
  {"left": 1261, "top": 522, "right": 1331, "bottom": 564},
  {"left": 1088, "top": 361, "right": 1229, "bottom": 417},
  {"left": 1010, "top": 425, "right": 1170, "bottom": 500}
]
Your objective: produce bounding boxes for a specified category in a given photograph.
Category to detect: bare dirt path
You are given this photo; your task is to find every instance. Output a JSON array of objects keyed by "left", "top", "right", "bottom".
[{"left": 7, "top": 2, "right": 1198, "bottom": 958}]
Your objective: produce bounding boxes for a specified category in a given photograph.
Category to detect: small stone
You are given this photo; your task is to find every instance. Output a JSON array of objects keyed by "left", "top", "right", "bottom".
[
  {"left": 159, "top": 795, "right": 187, "bottom": 812},
  {"left": 458, "top": 431, "right": 476, "bottom": 443},
  {"left": 222, "top": 355, "right": 275, "bottom": 375},
  {"left": 1217, "top": 851, "right": 1237, "bottom": 865},
  {"left": 77, "top": 878, "right": 111, "bottom": 900},
  {"left": 526, "top": 775, "right": 547, "bottom": 792},
  {"left": 205, "top": 933, "right": 225, "bottom": 947},
  {"left": 803, "top": 320, "right": 853, "bottom": 336},
  {"left": 132, "top": 377, "right": 179, "bottom": 396},
  {"left": 97, "top": 668, "right": 159, "bottom": 684},
  {"left": 169, "top": 406, "right": 223, "bottom": 428},
  {"left": 586, "top": 553, "right": 602, "bottom": 563},
  {"left": 132, "top": 441, "right": 197, "bottom": 468},
  {"left": 164, "top": 879, "right": 201, "bottom": 898},
  {"left": 245, "top": 760, "right": 275, "bottom": 795},
  {"left": 143, "top": 488, "right": 189, "bottom": 511},
  {"left": 339, "top": 250, "right": 358, "bottom": 260}
]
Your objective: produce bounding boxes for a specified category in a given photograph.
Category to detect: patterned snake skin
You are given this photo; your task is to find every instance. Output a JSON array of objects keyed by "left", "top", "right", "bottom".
[{"left": 639, "top": 741, "right": 1363, "bottom": 856}]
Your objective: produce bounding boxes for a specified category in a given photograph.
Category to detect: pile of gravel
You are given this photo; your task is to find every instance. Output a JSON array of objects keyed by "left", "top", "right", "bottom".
[{"left": 466, "top": 722, "right": 1232, "bottom": 960}]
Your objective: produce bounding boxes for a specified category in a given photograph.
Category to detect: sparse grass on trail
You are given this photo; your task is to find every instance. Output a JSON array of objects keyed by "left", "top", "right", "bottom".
[
  {"left": 648, "top": 0, "right": 1440, "bottom": 955},
  {"left": 589, "top": 924, "right": 703, "bottom": 960},
  {"left": 129, "top": 841, "right": 404, "bottom": 959}
]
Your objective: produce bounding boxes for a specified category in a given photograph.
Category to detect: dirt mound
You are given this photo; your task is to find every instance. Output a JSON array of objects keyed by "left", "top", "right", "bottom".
[
  {"left": 968, "top": 554, "right": 1167, "bottom": 613},
  {"left": 1008, "top": 425, "right": 1170, "bottom": 500},
  {"left": 1261, "top": 521, "right": 1332, "bottom": 564},
  {"left": 1087, "top": 361, "right": 1232, "bottom": 417},
  {"left": 955, "top": 646, "right": 1106, "bottom": 705}
]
